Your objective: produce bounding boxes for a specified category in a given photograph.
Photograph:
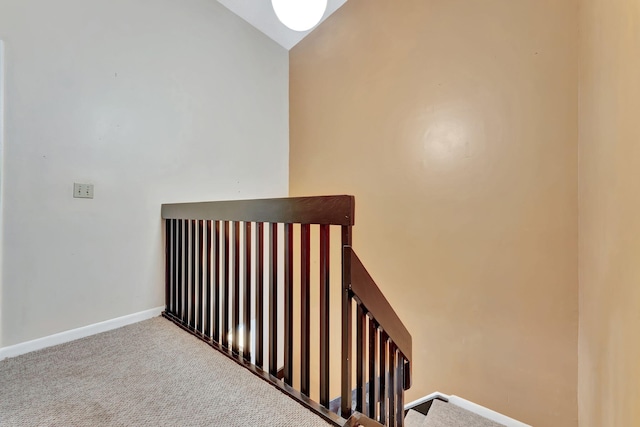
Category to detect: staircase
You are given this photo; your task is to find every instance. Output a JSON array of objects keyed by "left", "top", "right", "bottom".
[
  {"left": 405, "top": 402, "right": 504, "bottom": 427},
  {"left": 161, "top": 195, "right": 530, "bottom": 427},
  {"left": 403, "top": 394, "right": 531, "bottom": 427},
  {"left": 161, "top": 195, "right": 411, "bottom": 426}
]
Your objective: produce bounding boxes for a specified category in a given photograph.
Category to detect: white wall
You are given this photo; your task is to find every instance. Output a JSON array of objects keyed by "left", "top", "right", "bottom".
[
  {"left": 0, "top": 40, "right": 5, "bottom": 347},
  {"left": 0, "top": 0, "right": 289, "bottom": 347}
]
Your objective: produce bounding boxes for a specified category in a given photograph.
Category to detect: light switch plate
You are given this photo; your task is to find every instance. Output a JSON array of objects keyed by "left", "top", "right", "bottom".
[{"left": 73, "top": 183, "right": 94, "bottom": 199}]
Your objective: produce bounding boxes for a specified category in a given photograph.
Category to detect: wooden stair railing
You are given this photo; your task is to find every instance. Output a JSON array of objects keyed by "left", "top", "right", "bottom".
[
  {"left": 343, "top": 247, "right": 412, "bottom": 426},
  {"left": 161, "top": 196, "right": 411, "bottom": 427}
]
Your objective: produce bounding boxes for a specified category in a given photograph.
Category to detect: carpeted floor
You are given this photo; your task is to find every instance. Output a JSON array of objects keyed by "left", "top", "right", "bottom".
[
  {"left": 0, "top": 317, "right": 332, "bottom": 427},
  {"left": 404, "top": 401, "right": 506, "bottom": 427},
  {"left": 423, "top": 400, "right": 505, "bottom": 427}
]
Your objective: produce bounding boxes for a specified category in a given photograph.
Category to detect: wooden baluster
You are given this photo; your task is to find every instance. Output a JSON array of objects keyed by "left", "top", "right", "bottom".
[
  {"left": 233, "top": 221, "right": 241, "bottom": 355},
  {"left": 268, "top": 223, "right": 278, "bottom": 376},
  {"left": 222, "top": 221, "right": 230, "bottom": 349},
  {"left": 184, "top": 220, "right": 189, "bottom": 324},
  {"left": 165, "top": 220, "right": 171, "bottom": 314},
  {"left": 170, "top": 219, "right": 177, "bottom": 315},
  {"left": 185, "top": 220, "right": 192, "bottom": 325},
  {"left": 197, "top": 220, "right": 204, "bottom": 333},
  {"left": 284, "top": 223, "right": 293, "bottom": 386},
  {"left": 368, "top": 319, "right": 378, "bottom": 419},
  {"left": 177, "top": 220, "right": 184, "bottom": 322},
  {"left": 204, "top": 220, "right": 212, "bottom": 338},
  {"left": 172, "top": 219, "right": 178, "bottom": 316},
  {"left": 356, "top": 304, "right": 366, "bottom": 413},
  {"left": 341, "top": 229, "right": 353, "bottom": 419},
  {"left": 403, "top": 360, "right": 411, "bottom": 393},
  {"left": 319, "top": 224, "right": 330, "bottom": 407},
  {"left": 213, "top": 221, "right": 221, "bottom": 343},
  {"left": 301, "top": 223, "right": 311, "bottom": 396},
  {"left": 379, "top": 331, "right": 387, "bottom": 425},
  {"left": 190, "top": 220, "right": 196, "bottom": 329},
  {"left": 243, "top": 221, "right": 252, "bottom": 362},
  {"left": 256, "top": 222, "right": 264, "bottom": 368},
  {"left": 389, "top": 343, "right": 397, "bottom": 427},
  {"left": 396, "top": 354, "right": 404, "bottom": 427}
]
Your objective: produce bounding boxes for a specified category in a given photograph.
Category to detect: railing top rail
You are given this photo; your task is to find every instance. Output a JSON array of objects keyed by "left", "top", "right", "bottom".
[
  {"left": 162, "top": 195, "right": 355, "bottom": 226},
  {"left": 346, "top": 247, "right": 412, "bottom": 363}
]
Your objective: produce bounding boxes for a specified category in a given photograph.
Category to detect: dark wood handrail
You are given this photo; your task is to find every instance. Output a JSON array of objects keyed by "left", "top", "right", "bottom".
[
  {"left": 162, "top": 195, "right": 355, "bottom": 226},
  {"left": 345, "top": 247, "right": 412, "bottom": 363}
]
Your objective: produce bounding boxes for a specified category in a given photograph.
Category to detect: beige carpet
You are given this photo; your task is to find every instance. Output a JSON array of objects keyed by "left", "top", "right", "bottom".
[
  {"left": 423, "top": 400, "right": 505, "bottom": 427},
  {"left": 0, "top": 317, "right": 332, "bottom": 427},
  {"left": 404, "top": 401, "right": 506, "bottom": 427}
]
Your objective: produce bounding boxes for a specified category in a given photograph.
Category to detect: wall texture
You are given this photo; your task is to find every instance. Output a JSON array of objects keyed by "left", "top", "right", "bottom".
[
  {"left": 290, "top": 1, "right": 578, "bottom": 425},
  {"left": 578, "top": 0, "right": 640, "bottom": 425},
  {"left": 0, "top": 40, "right": 4, "bottom": 348},
  {"left": 0, "top": 0, "right": 288, "bottom": 347}
]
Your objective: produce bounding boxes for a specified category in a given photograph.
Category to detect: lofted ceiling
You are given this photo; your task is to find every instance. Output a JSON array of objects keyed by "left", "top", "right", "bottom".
[{"left": 217, "top": 0, "right": 347, "bottom": 50}]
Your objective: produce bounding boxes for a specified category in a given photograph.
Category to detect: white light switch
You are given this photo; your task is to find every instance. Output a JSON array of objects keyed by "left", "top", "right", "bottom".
[{"left": 73, "top": 183, "right": 94, "bottom": 199}]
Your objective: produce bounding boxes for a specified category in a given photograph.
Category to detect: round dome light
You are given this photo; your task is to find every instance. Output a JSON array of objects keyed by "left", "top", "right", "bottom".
[{"left": 272, "top": 0, "right": 328, "bottom": 32}]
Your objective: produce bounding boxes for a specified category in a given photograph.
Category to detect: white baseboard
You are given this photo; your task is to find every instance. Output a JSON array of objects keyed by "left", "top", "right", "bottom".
[
  {"left": 0, "top": 306, "right": 165, "bottom": 361},
  {"left": 405, "top": 391, "right": 451, "bottom": 408},
  {"left": 448, "top": 395, "right": 531, "bottom": 427}
]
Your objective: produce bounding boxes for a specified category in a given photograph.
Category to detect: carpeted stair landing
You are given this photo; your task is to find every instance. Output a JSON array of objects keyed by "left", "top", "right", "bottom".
[
  {"left": 405, "top": 400, "right": 505, "bottom": 427},
  {"left": 0, "top": 317, "right": 331, "bottom": 427}
]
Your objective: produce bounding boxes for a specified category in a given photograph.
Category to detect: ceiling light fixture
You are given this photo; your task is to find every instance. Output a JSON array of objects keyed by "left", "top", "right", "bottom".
[{"left": 271, "top": 0, "right": 328, "bottom": 32}]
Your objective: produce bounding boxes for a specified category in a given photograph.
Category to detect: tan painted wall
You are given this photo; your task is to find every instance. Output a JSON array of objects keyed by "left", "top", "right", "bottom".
[
  {"left": 578, "top": 1, "right": 640, "bottom": 425},
  {"left": 290, "top": 1, "right": 578, "bottom": 425}
]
